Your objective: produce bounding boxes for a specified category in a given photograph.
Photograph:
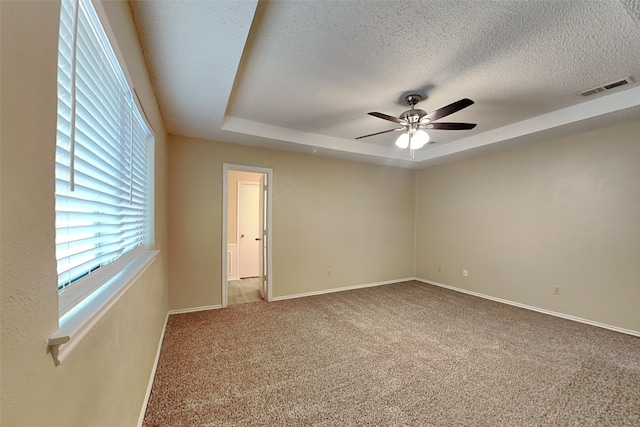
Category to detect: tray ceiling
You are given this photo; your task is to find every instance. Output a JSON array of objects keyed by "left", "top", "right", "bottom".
[{"left": 130, "top": 0, "right": 640, "bottom": 168}]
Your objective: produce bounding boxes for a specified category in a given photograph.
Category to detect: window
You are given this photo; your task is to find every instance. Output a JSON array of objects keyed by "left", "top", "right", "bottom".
[{"left": 55, "top": 0, "right": 154, "bottom": 317}]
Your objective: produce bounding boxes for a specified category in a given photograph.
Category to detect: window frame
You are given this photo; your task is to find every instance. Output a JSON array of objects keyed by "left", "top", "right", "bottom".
[{"left": 49, "top": 0, "right": 158, "bottom": 366}]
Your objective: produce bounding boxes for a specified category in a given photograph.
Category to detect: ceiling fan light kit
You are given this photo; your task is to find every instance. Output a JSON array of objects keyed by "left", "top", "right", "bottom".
[
  {"left": 357, "top": 94, "right": 477, "bottom": 158},
  {"left": 395, "top": 129, "right": 429, "bottom": 149},
  {"left": 395, "top": 132, "right": 410, "bottom": 149}
]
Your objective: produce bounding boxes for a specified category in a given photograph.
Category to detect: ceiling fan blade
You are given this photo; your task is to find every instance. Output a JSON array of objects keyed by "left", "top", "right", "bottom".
[
  {"left": 424, "top": 122, "right": 477, "bottom": 130},
  {"left": 425, "top": 98, "right": 474, "bottom": 122},
  {"left": 368, "top": 112, "right": 404, "bottom": 124},
  {"left": 355, "top": 127, "right": 404, "bottom": 139}
]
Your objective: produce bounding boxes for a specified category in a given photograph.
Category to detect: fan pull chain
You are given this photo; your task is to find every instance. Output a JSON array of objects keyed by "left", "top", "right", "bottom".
[{"left": 409, "top": 132, "right": 415, "bottom": 158}]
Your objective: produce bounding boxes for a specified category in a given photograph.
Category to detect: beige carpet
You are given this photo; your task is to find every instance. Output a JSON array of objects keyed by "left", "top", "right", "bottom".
[
  {"left": 143, "top": 280, "right": 640, "bottom": 426},
  {"left": 227, "top": 278, "right": 262, "bottom": 305}
]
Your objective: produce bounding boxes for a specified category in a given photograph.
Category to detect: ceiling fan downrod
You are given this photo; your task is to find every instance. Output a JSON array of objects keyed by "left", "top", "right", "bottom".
[{"left": 400, "top": 94, "right": 428, "bottom": 124}]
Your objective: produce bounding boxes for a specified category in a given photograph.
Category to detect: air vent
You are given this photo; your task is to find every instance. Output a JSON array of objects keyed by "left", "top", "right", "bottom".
[{"left": 578, "top": 77, "right": 635, "bottom": 96}]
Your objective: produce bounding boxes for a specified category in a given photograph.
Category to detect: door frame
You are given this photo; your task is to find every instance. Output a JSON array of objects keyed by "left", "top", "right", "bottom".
[{"left": 222, "top": 163, "right": 273, "bottom": 307}]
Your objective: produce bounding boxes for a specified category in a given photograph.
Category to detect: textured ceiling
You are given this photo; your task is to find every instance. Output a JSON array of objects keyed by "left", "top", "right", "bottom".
[{"left": 130, "top": 0, "right": 640, "bottom": 168}]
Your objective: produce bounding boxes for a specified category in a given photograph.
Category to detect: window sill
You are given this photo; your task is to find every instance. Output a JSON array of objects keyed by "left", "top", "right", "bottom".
[{"left": 48, "top": 250, "right": 159, "bottom": 366}]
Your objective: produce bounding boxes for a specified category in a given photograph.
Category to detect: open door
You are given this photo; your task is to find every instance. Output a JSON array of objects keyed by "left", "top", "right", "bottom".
[{"left": 258, "top": 174, "right": 267, "bottom": 299}]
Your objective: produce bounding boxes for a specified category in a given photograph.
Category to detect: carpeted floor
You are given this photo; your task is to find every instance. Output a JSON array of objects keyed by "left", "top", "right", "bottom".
[
  {"left": 227, "top": 277, "right": 262, "bottom": 305},
  {"left": 143, "top": 280, "right": 640, "bottom": 426}
]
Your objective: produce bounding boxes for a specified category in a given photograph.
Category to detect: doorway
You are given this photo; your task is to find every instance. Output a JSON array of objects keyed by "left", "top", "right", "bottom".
[{"left": 222, "top": 164, "right": 273, "bottom": 307}]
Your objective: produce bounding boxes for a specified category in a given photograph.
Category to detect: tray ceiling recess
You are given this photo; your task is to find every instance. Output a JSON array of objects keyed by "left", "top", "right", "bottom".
[{"left": 130, "top": 0, "right": 640, "bottom": 168}]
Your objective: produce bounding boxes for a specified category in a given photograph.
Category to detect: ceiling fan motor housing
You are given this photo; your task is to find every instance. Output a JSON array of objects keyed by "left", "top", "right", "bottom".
[{"left": 400, "top": 109, "right": 428, "bottom": 124}]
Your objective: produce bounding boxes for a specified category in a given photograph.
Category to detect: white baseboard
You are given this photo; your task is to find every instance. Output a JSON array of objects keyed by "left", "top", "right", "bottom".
[
  {"left": 414, "top": 277, "right": 640, "bottom": 338},
  {"left": 137, "top": 312, "right": 169, "bottom": 427},
  {"left": 271, "top": 277, "right": 415, "bottom": 301},
  {"left": 168, "top": 304, "right": 223, "bottom": 315}
]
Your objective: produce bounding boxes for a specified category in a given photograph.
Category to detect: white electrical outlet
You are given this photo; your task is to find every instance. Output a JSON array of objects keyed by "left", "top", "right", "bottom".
[
  {"left": 438, "top": 266, "right": 442, "bottom": 272},
  {"left": 327, "top": 270, "right": 332, "bottom": 277},
  {"left": 463, "top": 269, "right": 468, "bottom": 277},
  {"left": 554, "top": 286, "right": 561, "bottom": 295}
]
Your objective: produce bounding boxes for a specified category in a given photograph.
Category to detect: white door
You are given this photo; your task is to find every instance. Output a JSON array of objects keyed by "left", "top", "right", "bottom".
[
  {"left": 258, "top": 175, "right": 267, "bottom": 299},
  {"left": 238, "top": 182, "right": 260, "bottom": 278}
]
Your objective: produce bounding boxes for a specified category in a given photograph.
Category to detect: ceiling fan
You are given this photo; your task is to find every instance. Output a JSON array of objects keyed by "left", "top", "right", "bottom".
[{"left": 356, "top": 95, "right": 477, "bottom": 154}]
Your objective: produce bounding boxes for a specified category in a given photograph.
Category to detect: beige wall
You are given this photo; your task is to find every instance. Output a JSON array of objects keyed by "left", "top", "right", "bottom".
[
  {"left": 168, "top": 136, "right": 416, "bottom": 309},
  {"left": 3, "top": 4, "right": 637, "bottom": 426},
  {"left": 227, "top": 170, "right": 264, "bottom": 245},
  {"left": 0, "top": 2, "right": 169, "bottom": 426},
  {"left": 415, "top": 119, "right": 640, "bottom": 333}
]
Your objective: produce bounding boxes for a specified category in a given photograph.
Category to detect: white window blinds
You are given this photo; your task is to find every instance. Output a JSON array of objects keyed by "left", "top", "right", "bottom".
[{"left": 55, "top": 0, "right": 153, "bottom": 315}]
